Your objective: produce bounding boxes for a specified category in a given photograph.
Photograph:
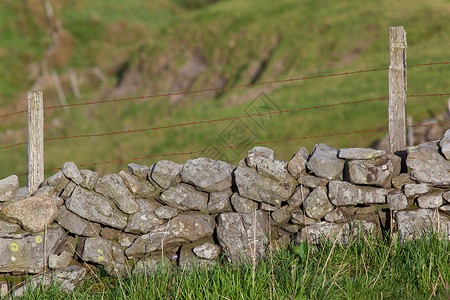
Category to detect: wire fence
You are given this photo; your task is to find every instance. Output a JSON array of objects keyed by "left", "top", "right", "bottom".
[{"left": 1, "top": 60, "right": 449, "bottom": 178}]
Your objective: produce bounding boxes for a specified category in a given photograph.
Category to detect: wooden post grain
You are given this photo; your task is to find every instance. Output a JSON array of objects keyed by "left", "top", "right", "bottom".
[
  {"left": 27, "top": 91, "right": 44, "bottom": 194},
  {"left": 388, "top": 26, "right": 407, "bottom": 154}
]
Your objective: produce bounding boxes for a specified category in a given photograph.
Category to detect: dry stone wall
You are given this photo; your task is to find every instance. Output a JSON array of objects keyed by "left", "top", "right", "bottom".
[{"left": 0, "top": 129, "right": 450, "bottom": 296}]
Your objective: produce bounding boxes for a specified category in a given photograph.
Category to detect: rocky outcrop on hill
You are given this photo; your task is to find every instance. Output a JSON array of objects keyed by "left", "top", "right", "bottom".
[{"left": 0, "top": 129, "right": 449, "bottom": 296}]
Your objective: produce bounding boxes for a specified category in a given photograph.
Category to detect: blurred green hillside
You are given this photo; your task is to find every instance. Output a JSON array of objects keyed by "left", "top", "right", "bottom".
[{"left": 0, "top": 0, "right": 449, "bottom": 184}]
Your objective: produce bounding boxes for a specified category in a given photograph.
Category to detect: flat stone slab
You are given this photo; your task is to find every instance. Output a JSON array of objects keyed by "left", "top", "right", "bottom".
[
  {"left": 347, "top": 155, "right": 401, "bottom": 188},
  {"left": 234, "top": 166, "right": 296, "bottom": 206},
  {"left": 55, "top": 205, "right": 101, "bottom": 237},
  {"left": 181, "top": 158, "right": 233, "bottom": 192},
  {"left": 125, "top": 212, "right": 214, "bottom": 259},
  {"left": 397, "top": 209, "right": 450, "bottom": 240},
  {"left": 338, "top": 148, "right": 386, "bottom": 160},
  {"left": 0, "top": 226, "right": 66, "bottom": 273},
  {"left": 159, "top": 183, "right": 208, "bottom": 211},
  {"left": 246, "top": 147, "right": 274, "bottom": 168},
  {"left": 1, "top": 196, "right": 58, "bottom": 233},
  {"left": 256, "top": 159, "right": 289, "bottom": 182},
  {"left": 407, "top": 142, "right": 450, "bottom": 187},
  {"left": 66, "top": 187, "right": 128, "bottom": 230},
  {"left": 328, "top": 181, "right": 389, "bottom": 206}
]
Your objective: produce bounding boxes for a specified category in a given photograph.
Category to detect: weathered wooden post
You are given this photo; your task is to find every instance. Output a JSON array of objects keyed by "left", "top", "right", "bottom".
[
  {"left": 27, "top": 90, "right": 44, "bottom": 194},
  {"left": 388, "top": 26, "right": 407, "bottom": 154}
]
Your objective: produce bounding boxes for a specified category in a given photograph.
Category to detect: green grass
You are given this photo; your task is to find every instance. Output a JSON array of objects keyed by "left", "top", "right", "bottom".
[
  {"left": 5, "top": 232, "right": 450, "bottom": 299},
  {"left": 0, "top": 0, "right": 449, "bottom": 184}
]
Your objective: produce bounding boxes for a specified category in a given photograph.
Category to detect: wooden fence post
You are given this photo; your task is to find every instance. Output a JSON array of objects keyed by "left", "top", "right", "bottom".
[
  {"left": 27, "top": 91, "right": 44, "bottom": 194},
  {"left": 388, "top": 26, "right": 407, "bottom": 154}
]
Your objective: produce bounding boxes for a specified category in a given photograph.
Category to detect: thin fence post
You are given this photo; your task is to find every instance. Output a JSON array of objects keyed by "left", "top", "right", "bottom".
[
  {"left": 27, "top": 91, "right": 44, "bottom": 194},
  {"left": 388, "top": 26, "right": 407, "bottom": 154}
]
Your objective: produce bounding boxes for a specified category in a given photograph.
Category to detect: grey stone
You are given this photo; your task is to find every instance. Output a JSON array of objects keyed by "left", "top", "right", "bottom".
[
  {"left": 282, "top": 224, "right": 299, "bottom": 233},
  {"left": 193, "top": 242, "right": 221, "bottom": 260},
  {"left": 391, "top": 173, "right": 416, "bottom": 189},
  {"left": 151, "top": 160, "right": 183, "bottom": 190},
  {"left": 159, "top": 183, "right": 208, "bottom": 211},
  {"left": 439, "top": 205, "right": 450, "bottom": 215},
  {"left": 403, "top": 183, "right": 432, "bottom": 197},
  {"left": 48, "top": 251, "right": 73, "bottom": 269},
  {"left": 133, "top": 255, "right": 171, "bottom": 275},
  {"left": 417, "top": 192, "right": 444, "bottom": 209},
  {"left": 216, "top": 211, "right": 268, "bottom": 264},
  {"left": 397, "top": 209, "right": 450, "bottom": 240},
  {"left": 208, "top": 189, "right": 232, "bottom": 214},
  {"left": 256, "top": 159, "right": 289, "bottom": 182},
  {"left": 80, "top": 237, "right": 113, "bottom": 266},
  {"left": 100, "top": 227, "right": 121, "bottom": 240},
  {"left": 231, "top": 193, "right": 258, "bottom": 213},
  {"left": 1, "top": 196, "right": 58, "bottom": 233},
  {"left": 13, "top": 265, "right": 86, "bottom": 296},
  {"left": 11, "top": 187, "right": 29, "bottom": 202},
  {"left": 234, "top": 166, "right": 296, "bottom": 206},
  {"left": 299, "top": 174, "right": 328, "bottom": 189},
  {"left": 324, "top": 207, "right": 353, "bottom": 223},
  {"left": 246, "top": 146, "right": 274, "bottom": 168},
  {"left": 296, "top": 222, "right": 345, "bottom": 244},
  {"left": 179, "top": 241, "right": 215, "bottom": 269},
  {"left": 62, "top": 162, "right": 82, "bottom": 185},
  {"left": 181, "top": 158, "right": 233, "bottom": 192},
  {"left": 271, "top": 207, "right": 291, "bottom": 224},
  {"left": 347, "top": 155, "right": 401, "bottom": 188},
  {"left": 60, "top": 181, "right": 77, "bottom": 200},
  {"left": 407, "top": 142, "right": 450, "bottom": 187},
  {"left": 0, "top": 226, "right": 66, "bottom": 273},
  {"left": 0, "top": 219, "right": 20, "bottom": 233},
  {"left": 95, "top": 174, "right": 139, "bottom": 214},
  {"left": 80, "top": 169, "right": 98, "bottom": 190},
  {"left": 119, "top": 171, "right": 140, "bottom": 194},
  {"left": 135, "top": 179, "right": 160, "bottom": 198},
  {"left": 288, "top": 147, "right": 309, "bottom": 178},
  {"left": 287, "top": 186, "right": 310, "bottom": 209},
  {"left": 125, "top": 212, "right": 214, "bottom": 259},
  {"left": 44, "top": 171, "right": 70, "bottom": 195},
  {"left": 345, "top": 217, "right": 379, "bottom": 241},
  {"left": 328, "top": 181, "right": 389, "bottom": 206},
  {"left": 443, "top": 191, "right": 450, "bottom": 201},
  {"left": 32, "top": 185, "right": 54, "bottom": 197},
  {"left": 306, "top": 143, "right": 344, "bottom": 180},
  {"left": 155, "top": 206, "right": 179, "bottom": 219},
  {"left": 303, "top": 186, "right": 334, "bottom": 220},
  {"left": 387, "top": 191, "right": 408, "bottom": 211},
  {"left": 66, "top": 187, "right": 128, "bottom": 229},
  {"left": 55, "top": 205, "right": 101, "bottom": 237},
  {"left": 0, "top": 175, "right": 19, "bottom": 202},
  {"left": 128, "top": 163, "right": 150, "bottom": 179},
  {"left": 126, "top": 199, "right": 164, "bottom": 234},
  {"left": 338, "top": 148, "right": 386, "bottom": 160},
  {"left": 439, "top": 129, "right": 450, "bottom": 160},
  {"left": 118, "top": 232, "right": 138, "bottom": 247},
  {"left": 291, "top": 210, "right": 320, "bottom": 225},
  {"left": 260, "top": 202, "right": 278, "bottom": 211}
]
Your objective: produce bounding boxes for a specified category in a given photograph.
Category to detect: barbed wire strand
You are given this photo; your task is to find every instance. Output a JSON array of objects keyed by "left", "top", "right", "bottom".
[
  {"left": 15, "top": 121, "right": 450, "bottom": 176},
  {"left": 2, "top": 92, "right": 449, "bottom": 151},
  {"left": 2, "top": 61, "right": 448, "bottom": 120}
]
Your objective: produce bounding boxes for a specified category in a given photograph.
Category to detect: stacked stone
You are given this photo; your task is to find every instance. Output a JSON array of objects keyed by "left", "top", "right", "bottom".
[{"left": 0, "top": 129, "right": 449, "bottom": 295}]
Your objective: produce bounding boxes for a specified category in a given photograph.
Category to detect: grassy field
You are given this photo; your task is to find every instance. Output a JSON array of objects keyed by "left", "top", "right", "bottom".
[
  {"left": 5, "top": 232, "right": 450, "bottom": 299},
  {"left": 0, "top": 0, "right": 449, "bottom": 184}
]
